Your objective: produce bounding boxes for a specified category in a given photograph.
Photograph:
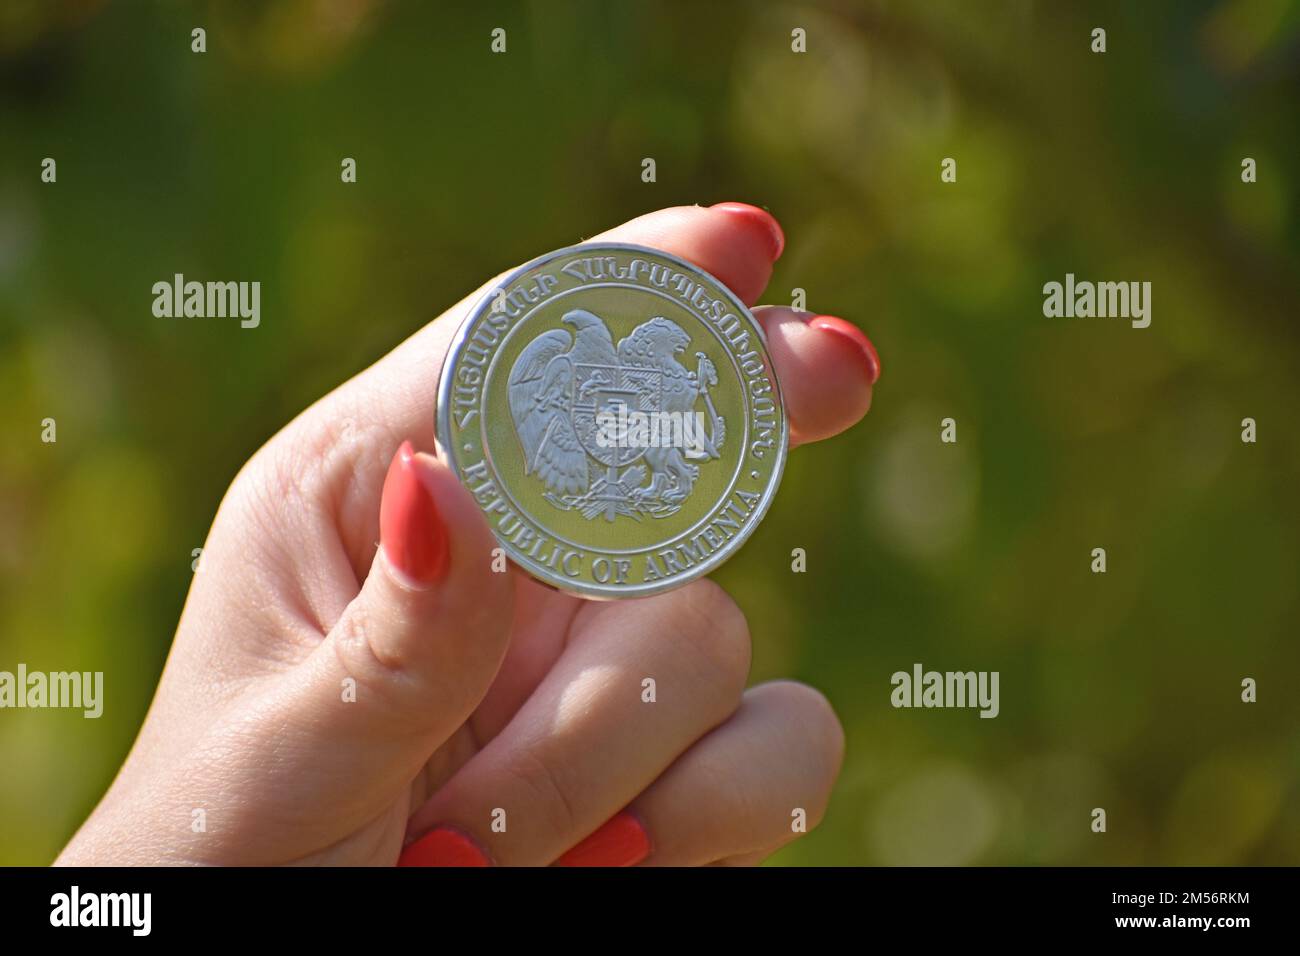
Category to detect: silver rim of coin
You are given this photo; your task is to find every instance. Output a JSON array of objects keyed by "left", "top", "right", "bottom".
[{"left": 436, "top": 242, "right": 788, "bottom": 598}]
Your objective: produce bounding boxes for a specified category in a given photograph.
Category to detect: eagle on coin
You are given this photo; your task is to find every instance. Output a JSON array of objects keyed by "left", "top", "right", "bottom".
[
  {"left": 507, "top": 309, "right": 616, "bottom": 497},
  {"left": 507, "top": 309, "right": 724, "bottom": 513}
]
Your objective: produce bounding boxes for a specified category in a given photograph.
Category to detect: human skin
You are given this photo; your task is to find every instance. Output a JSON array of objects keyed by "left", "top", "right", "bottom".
[{"left": 56, "top": 204, "right": 880, "bottom": 867}]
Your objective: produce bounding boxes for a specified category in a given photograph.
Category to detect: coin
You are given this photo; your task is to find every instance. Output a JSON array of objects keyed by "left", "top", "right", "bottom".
[{"left": 436, "top": 243, "right": 788, "bottom": 598}]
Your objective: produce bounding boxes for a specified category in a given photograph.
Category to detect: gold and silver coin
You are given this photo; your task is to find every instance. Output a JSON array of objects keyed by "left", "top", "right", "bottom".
[{"left": 436, "top": 243, "right": 787, "bottom": 597}]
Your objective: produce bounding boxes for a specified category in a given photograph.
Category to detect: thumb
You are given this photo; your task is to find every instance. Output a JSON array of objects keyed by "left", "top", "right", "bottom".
[{"left": 286, "top": 440, "right": 515, "bottom": 801}]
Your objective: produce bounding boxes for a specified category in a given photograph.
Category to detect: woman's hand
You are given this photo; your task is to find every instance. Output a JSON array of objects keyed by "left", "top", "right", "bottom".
[{"left": 56, "top": 204, "right": 879, "bottom": 866}]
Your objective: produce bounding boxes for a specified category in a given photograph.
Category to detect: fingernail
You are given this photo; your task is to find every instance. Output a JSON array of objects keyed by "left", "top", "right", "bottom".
[
  {"left": 398, "top": 827, "right": 490, "bottom": 867},
  {"left": 556, "top": 810, "right": 651, "bottom": 867},
  {"left": 709, "top": 202, "right": 785, "bottom": 261},
  {"left": 380, "top": 439, "right": 450, "bottom": 586},
  {"left": 807, "top": 315, "right": 881, "bottom": 385}
]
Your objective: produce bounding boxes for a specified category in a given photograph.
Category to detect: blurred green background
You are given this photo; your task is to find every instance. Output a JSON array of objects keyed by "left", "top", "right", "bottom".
[{"left": 2, "top": 0, "right": 1298, "bottom": 866}]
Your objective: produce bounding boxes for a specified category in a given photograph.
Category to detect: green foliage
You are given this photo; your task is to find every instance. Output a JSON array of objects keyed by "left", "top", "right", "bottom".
[{"left": 1, "top": 1, "right": 1297, "bottom": 865}]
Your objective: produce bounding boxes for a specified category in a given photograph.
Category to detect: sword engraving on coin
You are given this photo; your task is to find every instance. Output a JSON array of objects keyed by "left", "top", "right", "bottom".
[{"left": 436, "top": 243, "right": 787, "bottom": 598}]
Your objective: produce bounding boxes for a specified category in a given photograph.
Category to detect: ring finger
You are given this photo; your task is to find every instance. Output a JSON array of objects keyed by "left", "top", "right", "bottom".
[{"left": 557, "top": 680, "right": 844, "bottom": 867}]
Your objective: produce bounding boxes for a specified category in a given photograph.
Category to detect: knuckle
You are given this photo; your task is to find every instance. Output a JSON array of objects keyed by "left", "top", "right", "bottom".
[
  {"left": 669, "top": 579, "right": 751, "bottom": 702},
  {"left": 758, "top": 680, "right": 844, "bottom": 827},
  {"left": 333, "top": 602, "right": 385, "bottom": 671},
  {"left": 501, "top": 749, "right": 580, "bottom": 839},
  {"left": 225, "top": 410, "right": 378, "bottom": 533},
  {"left": 331, "top": 604, "right": 392, "bottom": 687},
  {"left": 329, "top": 603, "right": 428, "bottom": 727}
]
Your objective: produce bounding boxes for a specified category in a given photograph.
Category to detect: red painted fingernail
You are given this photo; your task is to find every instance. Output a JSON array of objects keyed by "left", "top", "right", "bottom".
[
  {"left": 556, "top": 810, "right": 651, "bottom": 867},
  {"left": 807, "top": 315, "right": 881, "bottom": 385},
  {"left": 380, "top": 440, "right": 450, "bottom": 586},
  {"left": 398, "top": 827, "right": 490, "bottom": 867},
  {"left": 709, "top": 202, "right": 785, "bottom": 261}
]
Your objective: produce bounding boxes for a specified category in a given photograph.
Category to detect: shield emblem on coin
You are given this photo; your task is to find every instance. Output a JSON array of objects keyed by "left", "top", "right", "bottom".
[{"left": 571, "top": 362, "right": 662, "bottom": 469}]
